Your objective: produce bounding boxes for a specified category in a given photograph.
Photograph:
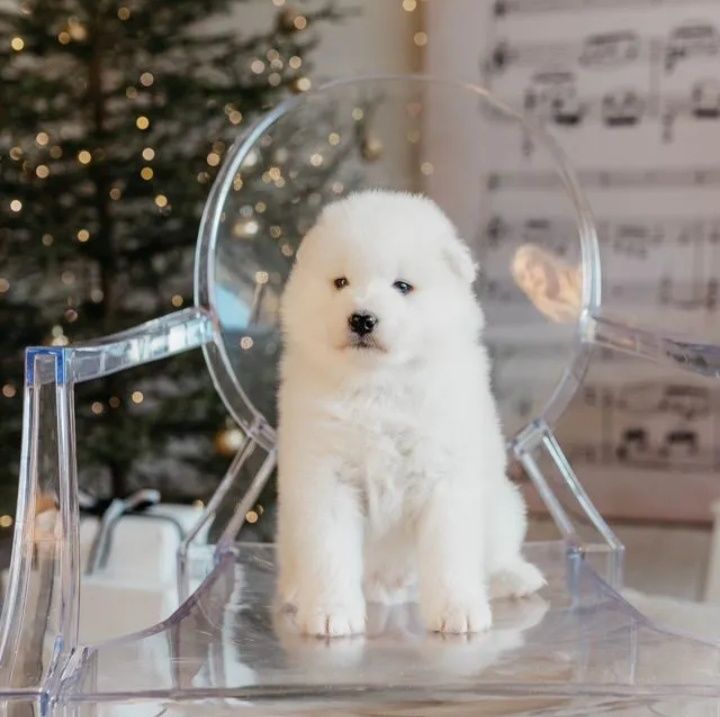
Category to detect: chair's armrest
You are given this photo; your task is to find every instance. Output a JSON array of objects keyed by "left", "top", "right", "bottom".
[
  {"left": 589, "top": 314, "right": 720, "bottom": 379},
  {"left": 29, "top": 308, "right": 215, "bottom": 386}
]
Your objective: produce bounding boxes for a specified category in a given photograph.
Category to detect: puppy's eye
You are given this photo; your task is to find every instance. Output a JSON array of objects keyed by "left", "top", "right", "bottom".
[
  {"left": 393, "top": 280, "right": 414, "bottom": 295},
  {"left": 333, "top": 277, "right": 349, "bottom": 290}
]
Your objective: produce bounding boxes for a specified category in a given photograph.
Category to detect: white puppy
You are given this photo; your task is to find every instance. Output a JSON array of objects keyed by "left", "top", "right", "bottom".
[{"left": 277, "top": 191, "right": 544, "bottom": 637}]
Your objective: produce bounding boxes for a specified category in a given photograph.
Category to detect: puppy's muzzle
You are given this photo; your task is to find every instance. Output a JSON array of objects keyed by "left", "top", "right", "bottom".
[{"left": 348, "top": 311, "right": 378, "bottom": 336}]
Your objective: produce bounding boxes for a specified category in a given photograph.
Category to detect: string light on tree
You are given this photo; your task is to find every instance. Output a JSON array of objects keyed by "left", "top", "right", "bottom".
[
  {"left": 9, "top": 200, "right": 22, "bottom": 213},
  {"left": 131, "top": 390, "right": 144, "bottom": 404},
  {"left": 294, "top": 76, "right": 311, "bottom": 92},
  {"left": 136, "top": 115, "right": 150, "bottom": 130},
  {"left": 414, "top": 31, "right": 428, "bottom": 46},
  {"left": 11, "top": 36, "right": 24, "bottom": 51},
  {"left": 214, "top": 426, "right": 245, "bottom": 456},
  {"left": 2, "top": 384, "right": 16, "bottom": 399},
  {"left": 35, "top": 164, "right": 49, "bottom": 178},
  {"left": 67, "top": 18, "right": 87, "bottom": 41},
  {"left": 279, "top": 7, "right": 307, "bottom": 32},
  {"left": 77, "top": 149, "right": 92, "bottom": 164},
  {"left": 142, "top": 147, "right": 155, "bottom": 161},
  {"left": 50, "top": 325, "right": 69, "bottom": 346},
  {"left": 0, "top": 278, "right": 10, "bottom": 293},
  {"left": 155, "top": 194, "right": 168, "bottom": 208},
  {"left": 139, "top": 72, "right": 154, "bottom": 87},
  {"left": 361, "top": 134, "right": 384, "bottom": 161},
  {"left": 233, "top": 218, "right": 259, "bottom": 238}
]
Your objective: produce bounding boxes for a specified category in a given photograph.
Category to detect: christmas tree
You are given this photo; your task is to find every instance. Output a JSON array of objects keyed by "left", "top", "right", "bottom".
[{"left": 0, "top": 0, "right": 346, "bottom": 523}]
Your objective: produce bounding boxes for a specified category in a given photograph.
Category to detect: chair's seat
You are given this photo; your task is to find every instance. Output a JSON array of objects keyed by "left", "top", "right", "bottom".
[{"left": 61, "top": 541, "right": 720, "bottom": 715}]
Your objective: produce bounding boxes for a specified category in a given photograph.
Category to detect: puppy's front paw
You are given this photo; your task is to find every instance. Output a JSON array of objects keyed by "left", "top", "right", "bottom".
[
  {"left": 490, "top": 560, "right": 546, "bottom": 600},
  {"left": 422, "top": 593, "right": 492, "bottom": 634},
  {"left": 296, "top": 595, "right": 366, "bottom": 637}
]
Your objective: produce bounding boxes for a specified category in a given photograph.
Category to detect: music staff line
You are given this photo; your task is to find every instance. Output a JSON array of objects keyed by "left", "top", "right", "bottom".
[
  {"left": 485, "top": 214, "right": 720, "bottom": 251},
  {"left": 565, "top": 382, "right": 720, "bottom": 471},
  {"left": 489, "top": 23, "right": 720, "bottom": 75},
  {"left": 487, "top": 166, "right": 720, "bottom": 191},
  {"left": 493, "top": 0, "right": 719, "bottom": 19},
  {"left": 481, "top": 214, "right": 720, "bottom": 310},
  {"left": 483, "top": 274, "right": 719, "bottom": 313},
  {"left": 485, "top": 78, "right": 720, "bottom": 144}
]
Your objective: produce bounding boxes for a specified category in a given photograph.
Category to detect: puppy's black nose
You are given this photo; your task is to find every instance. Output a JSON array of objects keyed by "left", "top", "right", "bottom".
[{"left": 349, "top": 312, "right": 378, "bottom": 336}]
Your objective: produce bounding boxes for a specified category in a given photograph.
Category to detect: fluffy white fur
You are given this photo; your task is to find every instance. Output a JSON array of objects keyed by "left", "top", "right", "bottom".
[{"left": 277, "top": 190, "right": 544, "bottom": 637}]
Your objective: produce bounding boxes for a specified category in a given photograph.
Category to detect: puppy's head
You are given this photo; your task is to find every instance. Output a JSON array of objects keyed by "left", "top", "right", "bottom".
[{"left": 281, "top": 191, "right": 482, "bottom": 373}]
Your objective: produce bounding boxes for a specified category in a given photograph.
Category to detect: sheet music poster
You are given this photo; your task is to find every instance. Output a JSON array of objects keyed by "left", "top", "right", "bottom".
[{"left": 426, "top": 0, "right": 720, "bottom": 522}]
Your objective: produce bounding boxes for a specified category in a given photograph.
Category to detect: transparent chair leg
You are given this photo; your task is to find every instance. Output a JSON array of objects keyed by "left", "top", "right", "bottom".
[
  {"left": 0, "top": 349, "right": 79, "bottom": 690},
  {"left": 514, "top": 421, "right": 624, "bottom": 588},
  {"left": 217, "top": 448, "right": 277, "bottom": 554},
  {"left": 177, "top": 436, "right": 256, "bottom": 600}
]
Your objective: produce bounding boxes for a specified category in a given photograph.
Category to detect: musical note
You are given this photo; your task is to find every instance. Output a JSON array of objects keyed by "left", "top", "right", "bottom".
[
  {"left": 566, "top": 382, "right": 719, "bottom": 470},
  {"left": 665, "top": 21, "right": 720, "bottom": 72}
]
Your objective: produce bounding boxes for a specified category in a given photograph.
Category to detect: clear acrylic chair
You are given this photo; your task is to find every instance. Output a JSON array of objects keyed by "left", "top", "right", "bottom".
[{"left": 2, "top": 75, "right": 720, "bottom": 716}]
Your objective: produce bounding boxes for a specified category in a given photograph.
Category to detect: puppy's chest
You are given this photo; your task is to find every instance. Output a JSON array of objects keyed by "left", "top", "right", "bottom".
[{"left": 327, "top": 386, "right": 450, "bottom": 515}]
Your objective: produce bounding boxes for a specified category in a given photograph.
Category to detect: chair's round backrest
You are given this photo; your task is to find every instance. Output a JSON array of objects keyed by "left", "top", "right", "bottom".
[{"left": 195, "top": 76, "right": 600, "bottom": 447}]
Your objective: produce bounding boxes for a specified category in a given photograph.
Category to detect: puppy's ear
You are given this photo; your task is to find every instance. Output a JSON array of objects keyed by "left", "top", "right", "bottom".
[{"left": 444, "top": 239, "right": 477, "bottom": 284}]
